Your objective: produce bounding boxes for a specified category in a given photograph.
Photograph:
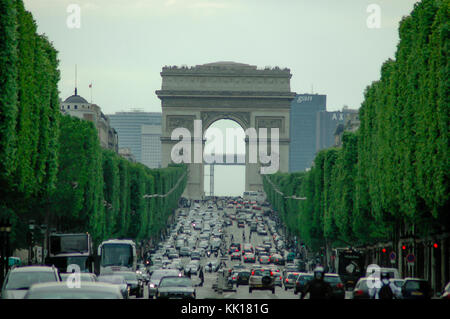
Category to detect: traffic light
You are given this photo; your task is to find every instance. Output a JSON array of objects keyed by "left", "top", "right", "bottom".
[
  {"left": 382, "top": 248, "right": 387, "bottom": 253},
  {"left": 402, "top": 245, "right": 406, "bottom": 251},
  {"left": 433, "top": 242, "right": 439, "bottom": 249}
]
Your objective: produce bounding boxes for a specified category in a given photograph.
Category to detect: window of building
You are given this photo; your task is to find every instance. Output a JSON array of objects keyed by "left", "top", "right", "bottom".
[
  {"left": 74, "top": 105, "right": 78, "bottom": 109},
  {"left": 67, "top": 105, "right": 70, "bottom": 109}
]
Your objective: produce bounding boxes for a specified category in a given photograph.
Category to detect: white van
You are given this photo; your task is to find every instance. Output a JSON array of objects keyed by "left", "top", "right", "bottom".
[{"left": 365, "top": 265, "right": 400, "bottom": 279}]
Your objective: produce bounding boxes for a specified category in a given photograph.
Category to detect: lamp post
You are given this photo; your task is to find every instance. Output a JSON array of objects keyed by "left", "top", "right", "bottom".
[{"left": 28, "top": 220, "right": 35, "bottom": 265}]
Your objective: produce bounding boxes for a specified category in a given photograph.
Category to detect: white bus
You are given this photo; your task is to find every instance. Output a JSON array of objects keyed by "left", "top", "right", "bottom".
[{"left": 98, "top": 239, "right": 137, "bottom": 274}]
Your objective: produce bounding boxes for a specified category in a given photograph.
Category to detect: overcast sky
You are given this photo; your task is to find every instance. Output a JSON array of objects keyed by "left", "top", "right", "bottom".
[{"left": 24, "top": 0, "right": 419, "bottom": 115}]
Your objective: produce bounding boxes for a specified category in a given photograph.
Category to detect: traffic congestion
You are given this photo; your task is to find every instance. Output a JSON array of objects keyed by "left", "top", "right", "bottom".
[{"left": 1, "top": 195, "right": 448, "bottom": 300}]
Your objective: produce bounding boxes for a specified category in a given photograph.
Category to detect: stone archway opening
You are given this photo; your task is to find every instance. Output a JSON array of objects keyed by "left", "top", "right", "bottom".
[{"left": 203, "top": 119, "right": 246, "bottom": 197}]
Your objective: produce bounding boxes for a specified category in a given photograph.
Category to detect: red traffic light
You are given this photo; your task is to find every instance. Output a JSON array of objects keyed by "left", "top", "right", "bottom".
[
  {"left": 382, "top": 248, "right": 386, "bottom": 253},
  {"left": 402, "top": 245, "right": 406, "bottom": 250},
  {"left": 433, "top": 243, "right": 438, "bottom": 249}
]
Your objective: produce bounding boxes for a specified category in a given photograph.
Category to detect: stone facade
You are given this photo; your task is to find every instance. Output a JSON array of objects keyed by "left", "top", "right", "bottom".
[{"left": 156, "top": 62, "right": 295, "bottom": 199}]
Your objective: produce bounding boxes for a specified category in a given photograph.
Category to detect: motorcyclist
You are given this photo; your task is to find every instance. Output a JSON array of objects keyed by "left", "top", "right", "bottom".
[
  {"left": 375, "top": 271, "right": 394, "bottom": 299},
  {"left": 301, "top": 266, "right": 332, "bottom": 299}
]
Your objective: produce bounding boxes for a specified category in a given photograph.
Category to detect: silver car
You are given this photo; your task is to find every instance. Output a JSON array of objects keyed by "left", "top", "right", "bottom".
[
  {"left": 24, "top": 282, "right": 123, "bottom": 299},
  {"left": 1, "top": 266, "right": 61, "bottom": 299}
]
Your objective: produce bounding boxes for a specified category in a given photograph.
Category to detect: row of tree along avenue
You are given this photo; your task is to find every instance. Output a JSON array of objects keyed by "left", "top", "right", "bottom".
[
  {"left": 263, "top": 0, "right": 448, "bottom": 292},
  {"left": 0, "top": 0, "right": 187, "bottom": 254}
]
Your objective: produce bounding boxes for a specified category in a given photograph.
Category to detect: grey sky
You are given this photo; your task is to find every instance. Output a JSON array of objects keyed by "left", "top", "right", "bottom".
[{"left": 25, "top": 0, "right": 419, "bottom": 114}]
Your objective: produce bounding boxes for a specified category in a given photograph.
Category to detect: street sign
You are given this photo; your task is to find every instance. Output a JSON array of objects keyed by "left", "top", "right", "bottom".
[
  {"left": 389, "top": 252, "right": 396, "bottom": 261},
  {"left": 406, "top": 253, "right": 415, "bottom": 263}
]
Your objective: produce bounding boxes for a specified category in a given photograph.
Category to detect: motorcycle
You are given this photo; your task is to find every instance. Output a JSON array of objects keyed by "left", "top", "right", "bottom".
[{"left": 206, "top": 251, "right": 211, "bottom": 257}]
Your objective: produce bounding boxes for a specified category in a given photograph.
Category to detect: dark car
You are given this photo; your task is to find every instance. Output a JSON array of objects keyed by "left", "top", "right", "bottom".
[
  {"left": 401, "top": 278, "right": 433, "bottom": 299},
  {"left": 231, "top": 252, "right": 242, "bottom": 261},
  {"left": 156, "top": 276, "right": 196, "bottom": 299},
  {"left": 114, "top": 271, "right": 144, "bottom": 298},
  {"left": 243, "top": 253, "right": 256, "bottom": 263},
  {"left": 294, "top": 273, "right": 314, "bottom": 296},
  {"left": 236, "top": 270, "right": 251, "bottom": 287},
  {"left": 324, "top": 274, "right": 345, "bottom": 299}
]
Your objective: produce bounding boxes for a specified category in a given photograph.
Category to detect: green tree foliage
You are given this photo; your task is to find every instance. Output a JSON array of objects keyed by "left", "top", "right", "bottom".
[
  {"left": 0, "top": 0, "right": 188, "bottom": 250},
  {"left": 263, "top": 0, "right": 449, "bottom": 251}
]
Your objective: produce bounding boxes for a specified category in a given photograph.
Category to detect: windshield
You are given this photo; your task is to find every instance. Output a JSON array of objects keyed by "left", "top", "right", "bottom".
[
  {"left": 288, "top": 273, "right": 299, "bottom": 279},
  {"left": 159, "top": 277, "right": 192, "bottom": 288},
  {"left": 6, "top": 272, "right": 57, "bottom": 290},
  {"left": 101, "top": 244, "right": 133, "bottom": 267},
  {"left": 50, "top": 235, "right": 89, "bottom": 255},
  {"left": 252, "top": 270, "right": 271, "bottom": 276}
]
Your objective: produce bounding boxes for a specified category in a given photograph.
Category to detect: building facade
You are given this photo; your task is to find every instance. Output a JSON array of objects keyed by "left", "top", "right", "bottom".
[
  {"left": 60, "top": 89, "right": 118, "bottom": 152},
  {"left": 289, "top": 94, "right": 326, "bottom": 172},
  {"left": 317, "top": 106, "right": 359, "bottom": 150},
  {"left": 107, "top": 111, "right": 162, "bottom": 168}
]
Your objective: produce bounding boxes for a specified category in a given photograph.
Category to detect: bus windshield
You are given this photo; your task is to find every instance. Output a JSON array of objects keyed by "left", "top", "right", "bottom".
[
  {"left": 101, "top": 244, "right": 133, "bottom": 267},
  {"left": 50, "top": 235, "right": 89, "bottom": 255}
]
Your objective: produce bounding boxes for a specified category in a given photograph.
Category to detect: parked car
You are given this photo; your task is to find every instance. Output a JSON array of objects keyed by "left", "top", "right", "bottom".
[
  {"left": 1, "top": 266, "right": 61, "bottom": 299},
  {"left": 24, "top": 282, "right": 123, "bottom": 299},
  {"left": 156, "top": 276, "right": 196, "bottom": 299},
  {"left": 401, "top": 278, "right": 433, "bottom": 299}
]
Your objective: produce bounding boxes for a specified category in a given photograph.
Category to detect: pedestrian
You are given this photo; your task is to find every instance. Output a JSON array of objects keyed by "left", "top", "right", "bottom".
[
  {"left": 199, "top": 267, "right": 204, "bottom": 287},
  {"left": 187, "top": 269, "right": 191, "bottom": 279}
]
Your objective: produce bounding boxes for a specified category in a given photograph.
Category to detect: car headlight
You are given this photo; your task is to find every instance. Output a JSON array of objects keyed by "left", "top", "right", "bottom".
[{"left": 150, "top": 283, "right": 155, "bottom": 288}]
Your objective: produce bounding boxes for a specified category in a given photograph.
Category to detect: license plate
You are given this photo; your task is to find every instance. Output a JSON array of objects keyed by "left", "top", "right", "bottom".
[{"left": 412, "top": 292, "right": 423, "bottom": 296}]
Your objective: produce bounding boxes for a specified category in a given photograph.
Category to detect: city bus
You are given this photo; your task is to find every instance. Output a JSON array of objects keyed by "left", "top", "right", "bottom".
[
  {"left": 45, "top": 233, "right": 94, "bottom": 273},
  {"left": 97, "top": 239, "right": 137, "bottom": 275}
]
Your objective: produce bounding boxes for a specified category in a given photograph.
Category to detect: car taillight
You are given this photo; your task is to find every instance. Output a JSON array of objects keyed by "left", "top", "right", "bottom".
[
  {"left": 279, "top": 276, "right": 282, "bottom": 280},
  {"left": 286, "top": 279, "right": 289, "bottom": 283},
  {"left": 354, "top": 289, "right": 363, "bottom": 296},
  {"left": 337, "top": 283, "right": 344, "bottom": 289},
  {"left": 270, "top": 271, "right": 273, "bottom": 276},
  {"left": 252, "top": 271, "right": 255, "bottom": 275}
]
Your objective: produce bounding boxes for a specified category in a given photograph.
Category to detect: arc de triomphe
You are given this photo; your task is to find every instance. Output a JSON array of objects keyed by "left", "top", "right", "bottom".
[{"left": 156, "top": 62, "right": 295, "bottom": 199}]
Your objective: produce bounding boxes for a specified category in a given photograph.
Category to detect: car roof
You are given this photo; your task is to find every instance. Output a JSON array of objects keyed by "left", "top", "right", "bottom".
[
  {"left": 404, "top": 278, "right": 428, "bottom": 281},
  {"left": 10, "top": 266, "right": 56, "bottom": 272},
  {"left": 28, "top": 282, "right": 118, "bottom": 291}
]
